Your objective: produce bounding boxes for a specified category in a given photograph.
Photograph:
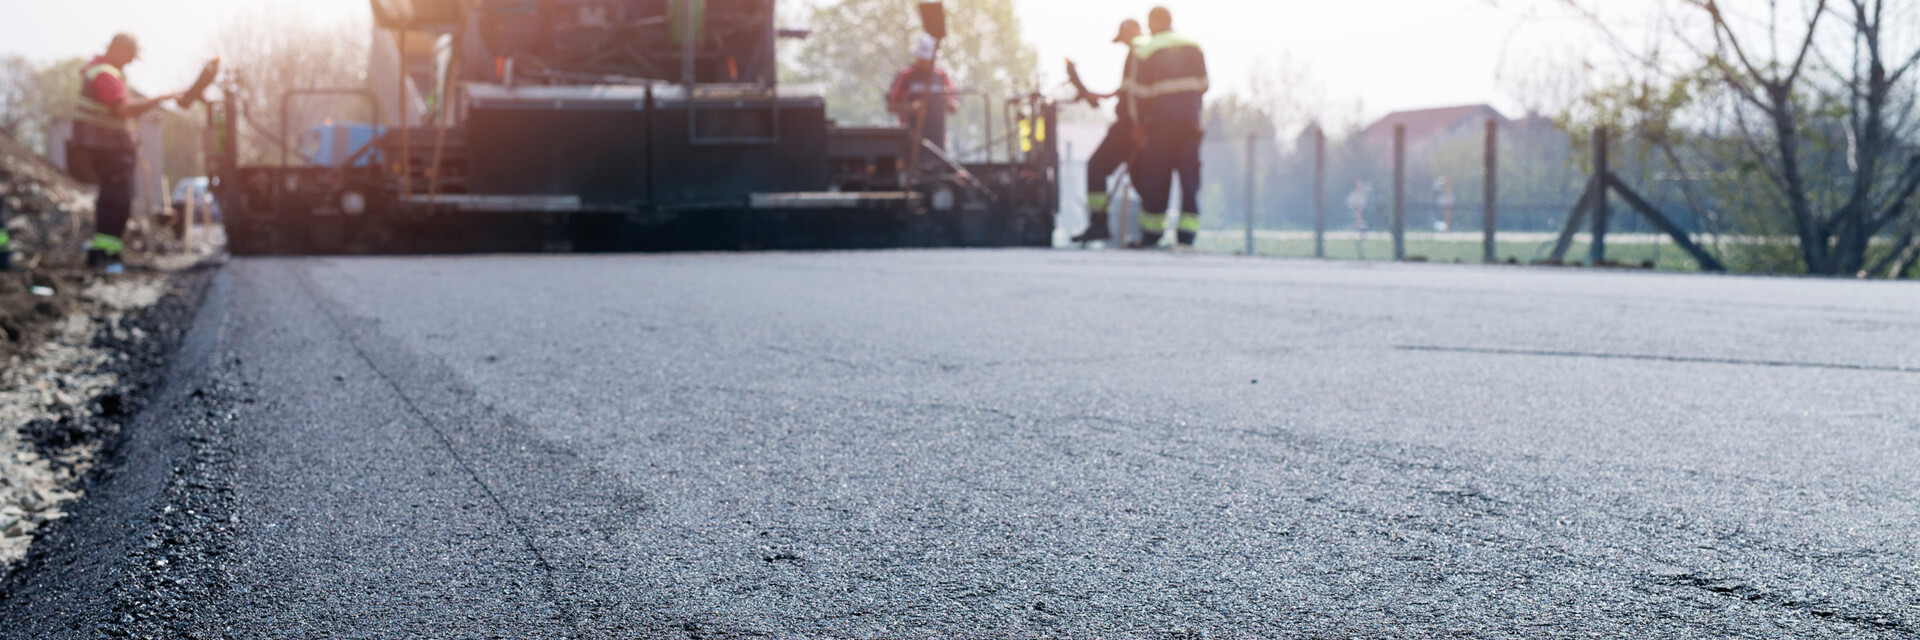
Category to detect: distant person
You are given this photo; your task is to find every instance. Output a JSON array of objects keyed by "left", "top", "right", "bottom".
[
  {"left": 1070, "top": 18, "right": 1147, "bottom": 245},
  {"left": 71, "top": 34, "right": 183, "bottom": 273},
  {"left": 1434, "top": 176, "right": 1456, "bottom": 232},
  {"left": 1127, "top": 6, "right": 1208, "bottom": 250},
  {"left": 1348, "top": 179, "right": 1371, "bottom": 259},
  {"left": 886, "top": 34, "right": 959, "bottom": 152}
]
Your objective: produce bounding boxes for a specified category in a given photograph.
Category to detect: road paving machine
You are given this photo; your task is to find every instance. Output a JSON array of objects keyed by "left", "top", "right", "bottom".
[{"left": 208, "top": 0, "right": 1060, "bottom": 254}]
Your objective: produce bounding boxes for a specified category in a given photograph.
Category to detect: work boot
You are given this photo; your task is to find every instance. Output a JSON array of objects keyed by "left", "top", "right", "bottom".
[
  {"left": 87, "top": 249, "right": 124, "bottom": 274},
  {"left": 1128, "top": 234, "right": 1164, "bottom": 250},
  {"left": 1072, "top": 213, "right": 1112, "bottom": 244}
]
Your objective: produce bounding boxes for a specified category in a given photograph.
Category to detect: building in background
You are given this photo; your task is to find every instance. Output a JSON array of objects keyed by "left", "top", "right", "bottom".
[{"left": 47, "top": 109, "right": 181, "bottom": 227}]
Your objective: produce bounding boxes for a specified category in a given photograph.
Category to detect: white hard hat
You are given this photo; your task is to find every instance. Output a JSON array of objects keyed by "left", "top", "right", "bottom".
[{"left": 912, "top": 33, "right": 938, "bottom": 61}]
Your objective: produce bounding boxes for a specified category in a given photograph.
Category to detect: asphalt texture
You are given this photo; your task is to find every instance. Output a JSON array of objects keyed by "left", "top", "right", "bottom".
[{"left": 7, "top": 250, "right": 1920, "bottom": 638}]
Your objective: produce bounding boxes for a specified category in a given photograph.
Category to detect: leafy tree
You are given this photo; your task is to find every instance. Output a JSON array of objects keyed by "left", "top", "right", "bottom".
[
  {"left": 0, "top": 57, "right": 85, "bottom": 157},
  {"left": 0, "top": 57, "right": 33, "bottom": 141},
  {"left": 793, "top": 0, "right": 1037, "bottom": 161}
]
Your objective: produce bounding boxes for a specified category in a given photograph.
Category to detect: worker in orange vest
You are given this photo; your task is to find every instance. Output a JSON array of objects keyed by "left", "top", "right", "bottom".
[
  {"left": 71, "top": 34, "right": 183, "bottom": 272},
  {"left": 886, "top": 34, "right": 960, "bottom": 154}
]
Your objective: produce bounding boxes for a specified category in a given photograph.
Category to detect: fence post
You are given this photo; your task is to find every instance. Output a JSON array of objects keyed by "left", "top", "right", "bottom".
[
  {"left": 1483, "top": 120, "right": 1497, "bottom": 263},
  {"left": 1590, "top": 126, "right": 1610, "bottom": 265},
  {"left": 1245, "top": 134, "right": 1256, "bottom": 256},
  {"left": 1392, "top": 124, "right": 1406, "bottom": 261},
  {"left": 1313, "top": 127, "right": 1326, "bottom": 258}
]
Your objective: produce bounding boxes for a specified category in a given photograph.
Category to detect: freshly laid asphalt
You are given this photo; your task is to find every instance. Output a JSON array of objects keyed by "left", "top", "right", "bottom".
[{"left": 8, "top": 250, "right": 1920, "bottom": 638}]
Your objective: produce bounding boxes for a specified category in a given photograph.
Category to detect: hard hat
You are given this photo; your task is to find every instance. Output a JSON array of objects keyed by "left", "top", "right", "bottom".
[
  {"left": 1113, "top": 19, "right": 1142, "bottom": 44},
  {"left": 912, "top": 34, "right": 938, "bottom": 61}
]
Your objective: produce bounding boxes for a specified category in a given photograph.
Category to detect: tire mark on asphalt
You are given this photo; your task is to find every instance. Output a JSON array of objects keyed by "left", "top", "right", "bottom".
[
  {"left": 289, "top": 266, "right": 580, "bottom": 636},
  {"left": 766, "top": 344, "right": 865, "bottom": 371},
  {"left": 1397, "top": 345, "right": 1920, "bottom": 374},
  {"left": 1219, "top": 424, "right": 1916, "bottom": 635},
  {"left": 1659, "top": 573, "right": 1909, "bottom": 631}
]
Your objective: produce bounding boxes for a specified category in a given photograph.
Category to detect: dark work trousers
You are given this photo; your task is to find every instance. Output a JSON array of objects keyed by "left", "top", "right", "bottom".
[
  {"left": 908, "top": 104, "right": 949, "bottom": 158},
  {"left": 1085, "top": 122, "right": 1137, "bottom": 212},
  {"left": 80, "top": 146, "right": 137, "bottom": 246},
  {"left": 1134, "top": 124, "right": 1204, "bottom": 243}
]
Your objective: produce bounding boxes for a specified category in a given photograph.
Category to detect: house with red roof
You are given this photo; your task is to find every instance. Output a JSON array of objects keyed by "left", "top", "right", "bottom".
[{"left": 1357, "top": 104, "right": 1509, "bottom": 153}]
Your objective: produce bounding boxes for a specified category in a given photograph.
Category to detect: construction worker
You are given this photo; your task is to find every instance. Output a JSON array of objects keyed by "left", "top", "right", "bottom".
[
  {"left": 886, "top": 34, "right": 959, "bottom": 153},
  {"left": 71, "top": 34, "right": 182, "bottom": 272},
  {"left": 1071, "top": 18, "right": 1146, "bottom": 245},
  {"left": 1127, "top": 7, "right": 1208, "bottom": 250}
]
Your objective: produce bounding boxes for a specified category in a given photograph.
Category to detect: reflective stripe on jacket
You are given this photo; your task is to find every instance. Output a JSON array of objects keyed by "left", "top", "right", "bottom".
[
  {"left": 75, "top": 61, "right": 137, "bottom": 149},
  {"left": 1129, "top": 31, "right": 1208, "bottom": 128},
  {"left": 77, "top": 62, "right": 134, "bottom": 131}
]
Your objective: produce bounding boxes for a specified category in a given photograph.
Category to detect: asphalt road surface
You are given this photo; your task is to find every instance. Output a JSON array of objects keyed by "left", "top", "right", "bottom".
[{"left": 12, "top": 251, "right": 1920, "bottom": 638}]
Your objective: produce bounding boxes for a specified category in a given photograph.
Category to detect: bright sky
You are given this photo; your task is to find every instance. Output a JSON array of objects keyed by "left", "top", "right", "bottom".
[
  {"left": 0, "top": 0, "right": 1643, "bottom": 124},
  {"left": 1028, "top": 0, "right": 1618, "bottom": 123},
  {"left": 0, "top": 0, "right": 368, "bottom": 91}
]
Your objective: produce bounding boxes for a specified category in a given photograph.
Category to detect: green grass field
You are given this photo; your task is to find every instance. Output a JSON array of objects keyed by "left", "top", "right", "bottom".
[{"left": 1188, "top": 232, "right": 1716, "bottom": 272}]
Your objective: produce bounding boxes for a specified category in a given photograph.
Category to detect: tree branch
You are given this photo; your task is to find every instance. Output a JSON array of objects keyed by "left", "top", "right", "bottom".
[
  {"left": 1780, "top": 0, "right": 1830, "bottom": 86},
  {"left": 1701, "top": 1, "right": 1773, "bottom": 85}
]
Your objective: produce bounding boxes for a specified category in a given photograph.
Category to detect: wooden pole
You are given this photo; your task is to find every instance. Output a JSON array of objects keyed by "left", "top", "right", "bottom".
[
  {"left": 1313, "top": 127, "right": 1326, "bottom": 258},
  {"left": 1483, "top": 120, "right": 1497, "bottom": 263},
  {"left": 182, "top": 185, "right": 196, "bottom": 252},
  {"left": 1589, "top": 126, "right": 1610, "bottom": 265},
  {"left": 1547, "top": 176, "right": 1598, "bottom": 263},
  {"left": 1392, "top": 124, "right": 1406, "bottom": 261},
  {"left": 1606, "top": 173, "right": 1727, "bottom": 272}
]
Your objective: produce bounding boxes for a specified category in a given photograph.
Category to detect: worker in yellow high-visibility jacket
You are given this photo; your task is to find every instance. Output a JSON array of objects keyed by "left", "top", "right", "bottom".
[
  {"left": 1126, "top": 7, "right": 1209, "bottom": 250},
  {"left": 71, "top": 34, "right": 183, "bottom": 272}
]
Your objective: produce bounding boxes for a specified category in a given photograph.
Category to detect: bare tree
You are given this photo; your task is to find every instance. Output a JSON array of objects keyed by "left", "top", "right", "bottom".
[
  {"left": 1247, "top": 54, "right": 1326, "bottom": 150},
  {"left": 1566, "top": 0, "right": 1920, "bottom": 276},
  {"left": 210, "top": 6, "right": 370, "bottom": 165},
  {"left": 0, "top": 57, "right": 85, "bottom": 157},
  {"left": 1499, "top": 48, "right": 1591, "bottom": 119}
]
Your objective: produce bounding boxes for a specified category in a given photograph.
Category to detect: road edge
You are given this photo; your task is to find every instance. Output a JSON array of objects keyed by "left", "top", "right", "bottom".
[{"left": 0, "top": 265, "right": 232, "bottom": 638}]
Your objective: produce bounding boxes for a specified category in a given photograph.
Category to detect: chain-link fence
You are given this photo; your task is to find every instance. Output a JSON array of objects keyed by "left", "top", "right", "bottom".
[{"left": 1058, "top": 116, "right": 1745, "bottom": 273}]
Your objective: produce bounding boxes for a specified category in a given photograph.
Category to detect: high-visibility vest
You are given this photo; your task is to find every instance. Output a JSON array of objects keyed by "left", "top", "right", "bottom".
[
  {"left": 1129, "top": 31, "right": 1209, "bottom": 128},
  {"left": 75, "top": 61, "right": 136, "bottom": 139}
]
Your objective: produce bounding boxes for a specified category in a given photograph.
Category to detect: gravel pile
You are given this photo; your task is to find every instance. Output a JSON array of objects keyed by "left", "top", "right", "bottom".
[
  {"left": 0, "top": 131, "right": 94, "bottom": 270},
  {"left": 0, "top": 131, "right": 182, "bottom": 569},
  {"left": 0, "top": 273, "right": 169, "bottom": 567}
]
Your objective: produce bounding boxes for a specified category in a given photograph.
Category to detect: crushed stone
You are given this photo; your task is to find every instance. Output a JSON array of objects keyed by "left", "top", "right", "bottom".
[{"left": 0, "top": 271, "right": 168, "bottom": 566}]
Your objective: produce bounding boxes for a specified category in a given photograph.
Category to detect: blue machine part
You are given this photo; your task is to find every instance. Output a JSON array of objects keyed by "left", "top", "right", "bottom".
[{"left": 300, "top": 123, "right": 385, "bottom": 167}]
